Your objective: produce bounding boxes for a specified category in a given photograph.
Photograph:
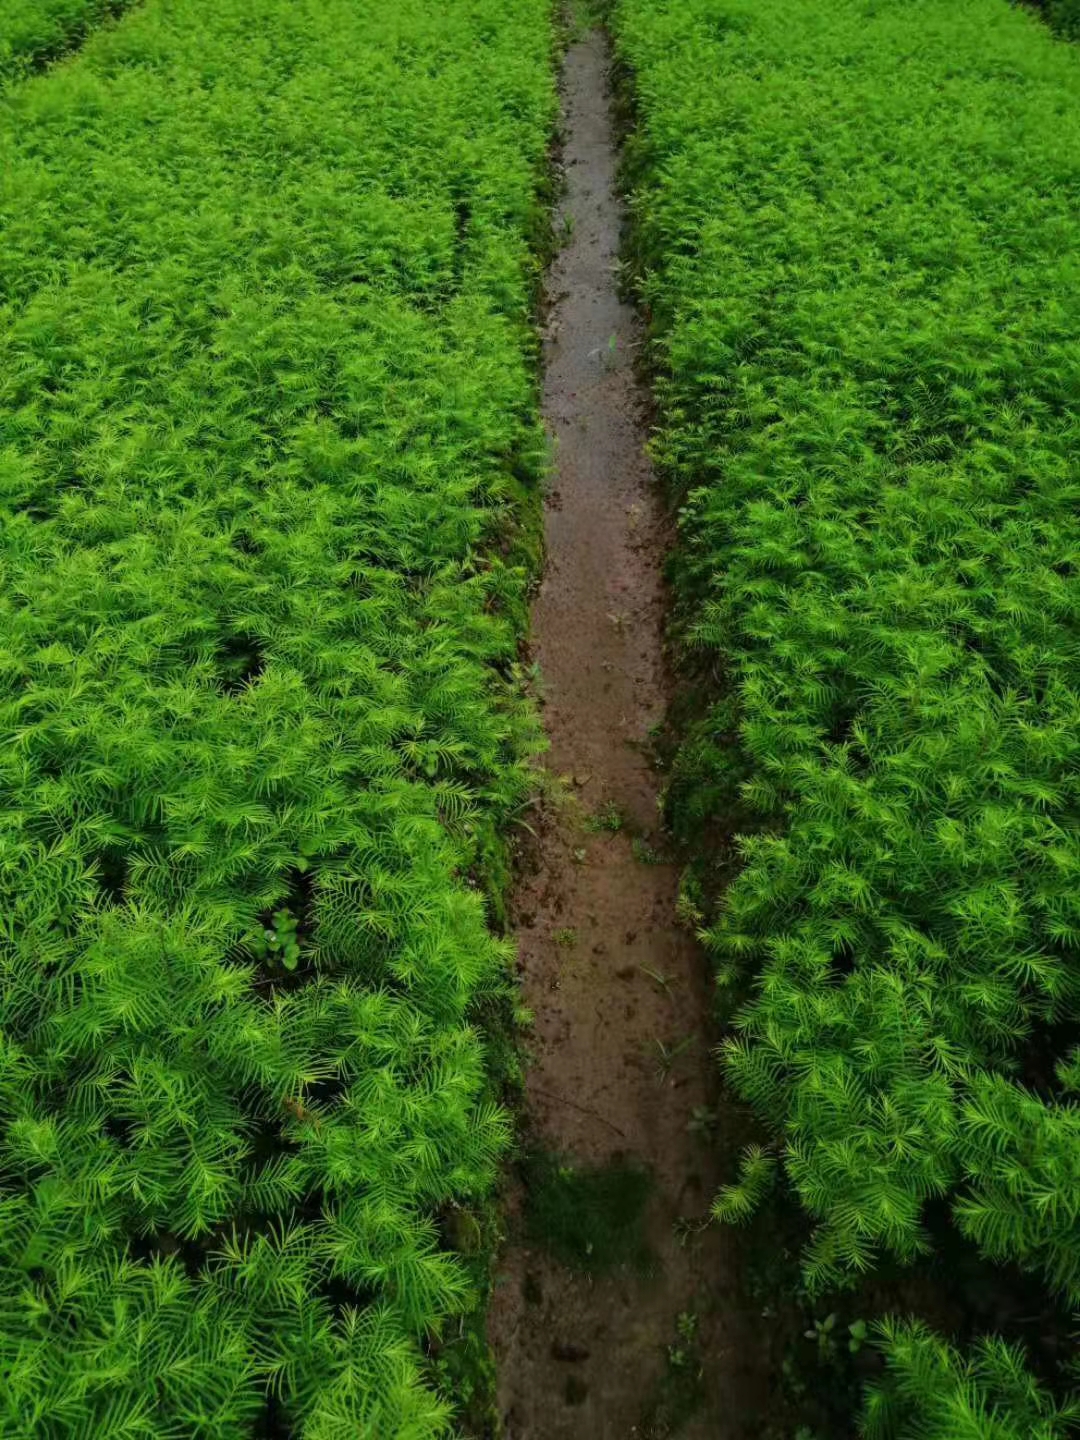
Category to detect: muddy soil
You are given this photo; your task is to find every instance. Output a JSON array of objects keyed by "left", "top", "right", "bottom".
[{"left": 488, "top": 32, "right": 765, "bottom": 1440}]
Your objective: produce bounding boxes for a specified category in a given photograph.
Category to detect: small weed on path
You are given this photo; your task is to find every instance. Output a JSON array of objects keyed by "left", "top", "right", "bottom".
[
  {"left": 652, "top": 1034, "right": 695, "bottom": 1084},
  {"left": 585, "top": 802, "right": 625, "bottom": 833},
  {"left": 631, "top": 835, "right": 667, "bottom": 865},
  {"left": 637, "top": 1309, "right": 707, "bottom": 1439}
]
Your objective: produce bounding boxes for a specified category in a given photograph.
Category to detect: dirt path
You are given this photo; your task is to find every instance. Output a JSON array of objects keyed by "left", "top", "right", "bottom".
[{"left": 488, "top": 31, "right": 762, "bottom": 1440}]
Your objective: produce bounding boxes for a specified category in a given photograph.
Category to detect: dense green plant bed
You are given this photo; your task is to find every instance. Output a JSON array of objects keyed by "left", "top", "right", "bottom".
[
  {"left": 0, "top": 0, "right": 135, "bottom": 81},
  {"left": 612, "top": 0, "right": 1080, "bottom": 1431},
  {"left": 0, "top": 0, "right": 554, "bottom": 1434}
]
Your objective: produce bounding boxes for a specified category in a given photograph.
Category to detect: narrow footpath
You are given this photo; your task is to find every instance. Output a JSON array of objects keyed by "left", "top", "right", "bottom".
[{"left": 488, "top": 31, "right": 763, "bottom": 1439}]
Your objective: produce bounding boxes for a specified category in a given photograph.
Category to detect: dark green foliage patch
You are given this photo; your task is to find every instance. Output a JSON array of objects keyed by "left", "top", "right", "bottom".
[
  {"left": 0, "top": 0, "right": 136, "bottom": 81},
  {"left": 522, "top": 1151, "right": 654, "bottom": 1275}
]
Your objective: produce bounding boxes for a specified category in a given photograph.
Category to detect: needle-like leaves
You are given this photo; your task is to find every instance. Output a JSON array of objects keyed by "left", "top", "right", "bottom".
[
  {"left": 0, "top": 0, "right": 555, "bottom": 1433},
  {"left": 614, "top": 0, "right": 1080, "bottom": 1429}
]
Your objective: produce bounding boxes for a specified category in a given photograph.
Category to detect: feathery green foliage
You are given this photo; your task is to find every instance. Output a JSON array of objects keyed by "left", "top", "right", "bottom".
[
  {"left": 612, "top": 0, "right": 1080, "bottom": 1425},
  {"left": 862, "top": 1319, "right": 1080, "bottom": 1440},
  {"left": 0, "top": 0, "right": 135, "bottom": 80},
  {"left": 0, "top": 0, "right": 554, "bottom": 1433}
]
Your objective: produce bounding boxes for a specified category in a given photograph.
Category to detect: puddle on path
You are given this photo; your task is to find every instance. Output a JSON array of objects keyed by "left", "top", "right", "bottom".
[{"left": 488, "top": 30, "right": 764, "bottom": 1440}]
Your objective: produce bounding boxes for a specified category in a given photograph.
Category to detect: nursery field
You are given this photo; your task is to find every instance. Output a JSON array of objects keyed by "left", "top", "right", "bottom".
[
  {"left": 7, "top": 0, "right": 1080, "bottom": 1433},
  {"left": 613, "top": 0, "right": 1080, "bottom": 1432},
  {"left": 0, "top": 0, "right": 554, "bottom": 1435}
]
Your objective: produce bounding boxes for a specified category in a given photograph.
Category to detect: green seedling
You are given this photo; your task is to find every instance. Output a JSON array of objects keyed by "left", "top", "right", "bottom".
[
  {"left": 653, "top": 1034, "right": 694, "bottom": 1083},
  {"left": 631, "top": 836, "right": 665, "bottom": 865},
  {"left": 847, "top": 1318, "right": 869, "bottom": 1354},
  {"left": 585, "top": 802, "right": 624, "bottom": 833},
  {"left": 804, "top": 1312, "right": 839, "bottom": 1360},
  {"left": 686, "top": 1105, "right": 719, "bottom": 1137},
  {"left": 668, "top": 1310, "right": 699, "bottom": 1367},
  {"left": 638, "top": 963, "right": 677, "bottom": 997}
]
